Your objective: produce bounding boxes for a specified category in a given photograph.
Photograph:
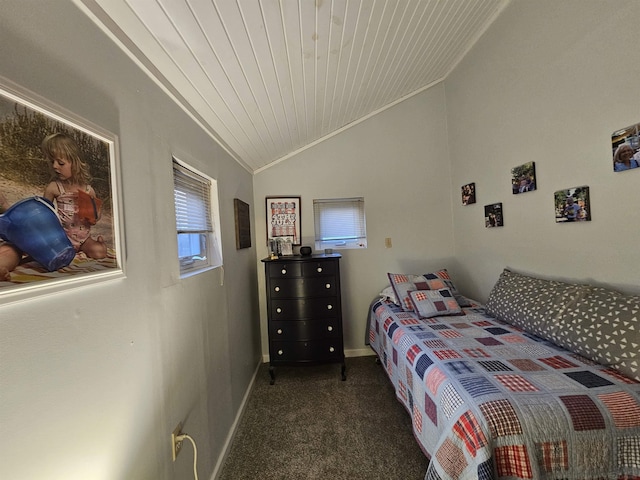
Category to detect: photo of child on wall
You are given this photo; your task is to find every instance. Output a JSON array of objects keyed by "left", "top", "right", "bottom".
[
  {"left": 0, "top": 86, "right": 119, "bottom": 291},
  {"left": 554, "top": 186, "right": 591, "bottom": 223}
]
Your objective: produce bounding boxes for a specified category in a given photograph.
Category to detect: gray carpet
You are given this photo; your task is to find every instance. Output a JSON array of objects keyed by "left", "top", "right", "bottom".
[{"left": 217, "top": 356, "right": 430, "bottom": 480}]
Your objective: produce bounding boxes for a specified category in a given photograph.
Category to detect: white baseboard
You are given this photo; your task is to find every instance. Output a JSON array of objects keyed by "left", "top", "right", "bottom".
[
  {"left": 345, "top": 348, "right": 375, "bottom": 358},
  {"left": 210, "top": 359, "right": 262, "bottom": 480}
]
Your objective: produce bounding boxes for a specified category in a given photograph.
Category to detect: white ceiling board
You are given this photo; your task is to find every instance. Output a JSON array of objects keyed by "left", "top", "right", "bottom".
[{"left": 76, "top": 0, "right": 509, "bottom": 173}]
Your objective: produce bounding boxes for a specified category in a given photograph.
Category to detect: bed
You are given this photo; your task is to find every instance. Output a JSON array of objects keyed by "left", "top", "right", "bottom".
[{"left": 367, "top": 268, "right": 640, "bottom": 480}]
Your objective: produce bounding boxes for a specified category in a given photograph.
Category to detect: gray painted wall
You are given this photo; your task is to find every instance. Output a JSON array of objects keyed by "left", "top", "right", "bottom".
[
  {"left": 253, "top": 84, "right": 456, "bottom": 358},
  {"left": 446, "top": 0, "right": 640, "bottom": 299},
  {"left": 0, "top": 2, "right": 260, "bottom": 479},
  {"left": 254, "top": 0, "right": 640, "bottom": 363}
]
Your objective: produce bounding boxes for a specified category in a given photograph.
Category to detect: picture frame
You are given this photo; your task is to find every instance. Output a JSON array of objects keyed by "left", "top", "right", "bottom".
[
  {"left": 266, "top": 196, "right": 301, "bottom": 246},
  {"left": 511, "top": 161, "right": 536, "bottom": 194},
  {"left": 484, "top": 203, "right": 504, "bottom": 228},
  {"left": 233, "top": 198, "right": 251, "bottom": 249},
  {"left": 611, "top": 122, "right": 640, "bottom": 172},
  {"left": 554, "top": 186, "right": 591, "bottom": 223},
  {"left": 0, "top": 76, "right": 124, "bottom": 304},
  {"left": 461, "top": 182, "right": 476, "bottom": 205}
]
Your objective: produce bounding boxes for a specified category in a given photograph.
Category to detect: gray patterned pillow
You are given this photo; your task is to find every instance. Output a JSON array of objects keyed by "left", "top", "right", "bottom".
[
  {"left": 555, "top": 287, "right": 640, "bottom": 382},
  {"left": 485, "top": 269, "right": 585, "bottom": 341},
  {"left": 486, "top": 269, "right": 640, "bottom": 382}
]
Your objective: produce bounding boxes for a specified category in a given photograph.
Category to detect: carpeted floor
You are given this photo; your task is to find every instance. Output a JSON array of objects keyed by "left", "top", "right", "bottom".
[{"left": 217, "top": 355, "right": 430, "bottom": 480}]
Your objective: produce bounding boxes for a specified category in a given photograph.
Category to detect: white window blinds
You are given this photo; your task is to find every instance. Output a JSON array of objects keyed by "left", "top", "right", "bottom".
[
  {"left": 313, "top": 197, "right": 367, "bottom": 250},
  {"left": 173, "top": 162, "right": 212, "bottom": 235},
  {"left": 173, "top": 158, "right": 222, "bottom": 275}
]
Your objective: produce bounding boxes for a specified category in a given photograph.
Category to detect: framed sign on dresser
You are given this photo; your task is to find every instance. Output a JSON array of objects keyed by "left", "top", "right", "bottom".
[{"left": 261, "top": 253, "right": 346, "bottom": 384}]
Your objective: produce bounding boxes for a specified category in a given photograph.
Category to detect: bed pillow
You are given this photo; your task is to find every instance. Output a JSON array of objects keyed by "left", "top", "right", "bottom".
[
  {"left": 379, "top": 286, "right": 399, "bottom": 305},
  {"left": 554, "top": 287, "right": 640, "bottom": 382},
  {"left": 485, "top": 269, "right": 584, "bottom": 341},
  {"left": 387, "top": 273, "right": 432, "bottom": 311},
  {"left": 388, "top": 269, "right": 470, "bottom": 311},
  {"left": 408, "top": 289, "right": 463, "bottom": 318}
]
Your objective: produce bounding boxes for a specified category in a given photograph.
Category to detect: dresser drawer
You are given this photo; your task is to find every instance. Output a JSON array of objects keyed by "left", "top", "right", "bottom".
[
  {"left": 269, "top": 297, "right": 339, "bottom": 320},
  {"left": 267, "top": 262, "right": 302, "bottom": 278},
  {"left": 269, "top": 319, "right": 341, "bottom": 341},
  {"left": 302, "top": 260, "right": 336, "bottom": 277},
  {"left": 268, "top": 276, "right": 337, "bottom": 298},
  {"left": 270, "top": 340, "right": 343, "bottom": 363}
]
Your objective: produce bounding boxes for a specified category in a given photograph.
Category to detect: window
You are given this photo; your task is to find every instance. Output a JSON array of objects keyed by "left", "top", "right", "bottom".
[
  {"left": 313, "top": 197, "right": 367, "bottom": 250},
  {"left": 173, "top": 158, "right": 222, "bottom": 276}
]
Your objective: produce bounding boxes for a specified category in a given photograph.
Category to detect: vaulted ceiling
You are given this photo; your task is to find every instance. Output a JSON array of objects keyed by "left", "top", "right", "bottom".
[{"left": 76, "top": 0, "right": 508, "bottom": 173}]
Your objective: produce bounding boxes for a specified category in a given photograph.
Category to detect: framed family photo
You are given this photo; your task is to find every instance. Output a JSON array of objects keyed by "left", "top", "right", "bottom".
[
  {"left": 0, "top": 77, "right": 124, "bottom": 304},
  {"left": 266, "top": 196, "right": 301, "bottom": 246}
]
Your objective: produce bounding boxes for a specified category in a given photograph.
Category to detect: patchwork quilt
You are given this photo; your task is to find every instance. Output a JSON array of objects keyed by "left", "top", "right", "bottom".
[{"left": 368, "top": 299, "right": 640, "bottom": 480}]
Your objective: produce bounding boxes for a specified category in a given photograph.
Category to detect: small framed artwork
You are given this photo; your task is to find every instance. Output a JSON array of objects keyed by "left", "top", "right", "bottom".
[
  {"left": 0, "top": 76, "right": 124, "bottom": 304},
  {"left": 484, "top": 203, "right": 503, "bottom": 227},
  {"left": 461, "top": 183, "right": 476, "bottom": 205},
  {"left": 511, "top": 161, "right": 536, "bottom": 194},
  {"left": 611, "top": 122, "right": 640, "bottom": 172},
  {"left": 266, "top": 196, "right": 301, "bottom": 246},
  {"left": 554, "top": 186, "right": 591, "bottom": 223},
  {"left": 233, "top": 198, "right": 251, "bottom": 249}
]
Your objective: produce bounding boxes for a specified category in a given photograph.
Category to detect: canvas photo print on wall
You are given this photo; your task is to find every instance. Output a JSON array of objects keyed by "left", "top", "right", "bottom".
[
  {"left": 0, "top": 80, "right": 122, "bottom": 300},
  {"left": 484, "top": 203, "right": 503, "bottom": 227},
  {"left": 461, "top": 182, "right": 476, "bottom": 205},
  {"left": 611, "top": 122, "right": 640, "bottom": 172},
  {"left": 554, "top": 186, "right": 591, "bottom": 223},
  {"left": 511, "top": 161, "right": 536, "bottom": 194}
]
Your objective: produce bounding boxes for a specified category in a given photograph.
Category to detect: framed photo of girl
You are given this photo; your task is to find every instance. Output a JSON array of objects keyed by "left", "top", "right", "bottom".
[{"left": 0, "top": 76, "right": 124, "bottom": 304}]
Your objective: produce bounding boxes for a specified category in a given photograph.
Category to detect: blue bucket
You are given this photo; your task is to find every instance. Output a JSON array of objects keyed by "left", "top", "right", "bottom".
[{"left": 0, "top": 196, "right": 75, "bottom": 271}]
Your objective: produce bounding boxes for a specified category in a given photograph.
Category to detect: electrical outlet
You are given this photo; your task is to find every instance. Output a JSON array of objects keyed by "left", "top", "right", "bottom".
[
  {"left": 171, "top": 423, "right": 183, "bottom": 461},
  {"left": 385, "top": 237, "right": 392, "bottom": 248}
]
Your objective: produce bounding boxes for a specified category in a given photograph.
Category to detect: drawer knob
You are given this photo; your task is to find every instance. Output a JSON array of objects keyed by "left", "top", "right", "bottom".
[
  {"left": 327, "top": 326, "right": 333, "bottom": 332},
  {"left": 278, "top": 349, "right": 283, "bottom": 355},
  {"left": 327, "top": 304, "right": 333, "bottom": 310},
  {"left": 276, "top": 307, "right": 282, "bottom": 313},
  {"left": 274, "top": 286, "right": 280, "bottom": 292},
  {"left": 317, "top": 267, "right": 323, "bottom": 273},
  {"left": 329, "top": 346, "right": 335, "bottom": 353},
  {"left": 277, "top": 329, "right": 283, "bottom": 334},
  {"left": 325, "top": 283, "right": 331, "bottom": 289},
  {"left": 281, "top": 268, "right": 287, "bottom": 275}
]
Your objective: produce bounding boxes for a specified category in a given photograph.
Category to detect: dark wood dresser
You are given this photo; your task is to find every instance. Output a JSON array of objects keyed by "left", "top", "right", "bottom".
[{"left": 261, "top": 253, "right": 346, "bottom": 384}]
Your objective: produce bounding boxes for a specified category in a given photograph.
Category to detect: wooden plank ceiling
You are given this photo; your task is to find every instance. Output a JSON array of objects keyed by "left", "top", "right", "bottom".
[{"left": 77, "top": 0, "right": 508, "bottom": 172}]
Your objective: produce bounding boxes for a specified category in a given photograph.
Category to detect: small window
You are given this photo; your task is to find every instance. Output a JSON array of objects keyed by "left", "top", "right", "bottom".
[
  {"left": 173, "top": 158, "right": 222, "bottom": 276},
  {"left": 313, "top": 197, "right": 367, "bottom": 250}
]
